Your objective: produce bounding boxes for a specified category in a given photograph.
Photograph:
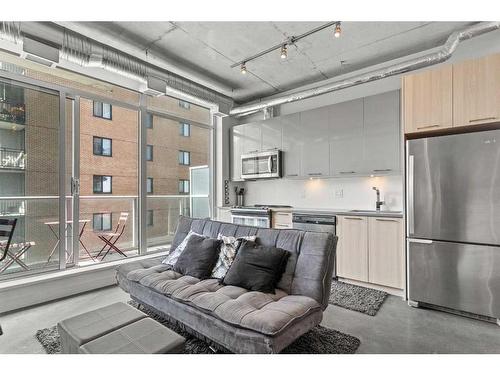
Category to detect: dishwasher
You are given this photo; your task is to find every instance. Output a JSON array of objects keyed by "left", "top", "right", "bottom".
[{"left": 292, "top": 213, "right": 337, "bottom": 279}]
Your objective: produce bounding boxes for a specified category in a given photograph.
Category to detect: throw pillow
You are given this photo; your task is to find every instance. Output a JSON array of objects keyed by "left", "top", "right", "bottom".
[
  {"left": 222, "top": 239, "right": 290, "bottom": 294},
  {"left": 173, "top": 235, "right": 222, "bottom": 279},
  {"left": 210, "top": 234, "right": 257, "bottom": 279},
  {"left": 162, "top": 230, "right": 205, "bottom": 266}
]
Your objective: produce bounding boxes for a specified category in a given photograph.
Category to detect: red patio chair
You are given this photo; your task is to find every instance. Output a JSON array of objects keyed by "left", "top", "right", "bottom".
[{"left": 95, "top": 212, "right": 129, "bottom": 260}]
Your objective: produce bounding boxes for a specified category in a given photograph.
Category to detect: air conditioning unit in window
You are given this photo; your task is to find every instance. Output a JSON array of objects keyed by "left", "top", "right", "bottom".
[{"left": 141, "top": 76, "right": 166, "bottom": 96}]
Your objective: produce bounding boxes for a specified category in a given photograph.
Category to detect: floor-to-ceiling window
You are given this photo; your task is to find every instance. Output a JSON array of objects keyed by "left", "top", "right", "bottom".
[{"left": 0, "top": 52, "right": 214, "bottom": 280}]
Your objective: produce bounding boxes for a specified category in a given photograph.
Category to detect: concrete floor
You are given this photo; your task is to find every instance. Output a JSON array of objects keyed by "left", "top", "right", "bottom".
[{"left": 1, "top": 286, "right": 499, "bottom": 354}]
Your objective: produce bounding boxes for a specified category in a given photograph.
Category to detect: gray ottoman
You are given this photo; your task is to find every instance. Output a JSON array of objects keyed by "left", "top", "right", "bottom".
[
  {"left": 79, "top": 318, "right": 185, "bottom": 354},
  {"left": 58, "top": 302, "right": 147, "bottom": 354}
]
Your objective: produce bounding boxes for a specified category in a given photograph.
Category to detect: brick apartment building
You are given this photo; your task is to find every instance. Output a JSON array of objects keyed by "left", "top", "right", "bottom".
[{"left": 0, "top": 63, "right": 210, "bottom": 275}]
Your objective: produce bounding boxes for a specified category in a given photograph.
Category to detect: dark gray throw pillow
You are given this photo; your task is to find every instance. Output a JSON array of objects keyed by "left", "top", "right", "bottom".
[
  {"left": 173, "top": 235, "right": 222, "bottom": 279},
  {"left": 222, "top": 239, "right": 290, "bottom": 294}
]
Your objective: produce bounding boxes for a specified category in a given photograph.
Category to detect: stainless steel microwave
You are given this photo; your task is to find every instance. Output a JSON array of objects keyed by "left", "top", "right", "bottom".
[{"left": 241, "top": 150, "right": 282, "bottom": 180}]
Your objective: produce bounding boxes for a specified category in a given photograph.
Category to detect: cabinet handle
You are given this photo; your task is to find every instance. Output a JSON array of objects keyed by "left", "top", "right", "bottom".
[
  {"left": 344, "top": 217, "right": 363, "bottom": 220},
  {"left": 308, "top": 173, "right": 323, "bottom": 176},
  {"left": 286, "top": 174, "right": 298, "bottom": 177},
  {"left": 469, "top": 116, "right": 497, "bottom": 123},
  {"left": 274, "top": 224, "right": 291, "bottom": 228},
  {"left": 247, "top": 150, "right": 259, "bottom": 153},
  {"left": 276, "top": 212, "right": 290, "bottom": 216},
  {"left": 373, "top": 169, "right": 392, "bottom": 172},
  {"left": 416, "top": 124, "right": 440, "bottom": 130},
  {"left": 339, "top": 171, "right": 356, "bottom": 174},
  {"left": 375, "top": 218, "right": 398, "bottom": 222}
]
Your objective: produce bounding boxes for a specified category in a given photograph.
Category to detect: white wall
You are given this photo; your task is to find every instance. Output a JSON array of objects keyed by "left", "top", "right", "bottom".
[{"left": 240, "top": 175, "right": 403, "bottom": 211}]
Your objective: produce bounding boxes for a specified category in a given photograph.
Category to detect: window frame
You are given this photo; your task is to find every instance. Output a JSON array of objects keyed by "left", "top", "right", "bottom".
[
  {"left": 146, "top": 144, "right": 153, "bottom": 161},
  {"left": 93, "top": 175, "right": 113, "bottom": 194},
  {"left": 93, "top": 101, "right": 113, "bottom": 120},
  {"left": 145, "top": 112, "right": 153, "bottom": 129},
  {"left": 178, "top": 179, "right": 190, "bottom": 194},
  {"left": 147, "top": 209, "right": 154, "bottom": 227},
  {"left": 178, "top": 100, "right": 191, "bottom": 110},
  {"left": 93, "top": 212, "right": 113, "bottom": 232},
  {"left": 179, "top": 122, "right": 191, "bottom": 137},
  {"left": 93, "top": 136, "right": 112, "bottom": 157},
  {"left": 146, "top": 177, "right": 153, "bottom": 194},
  {"left": 178, "top": 150, "right": 190, "bottom": 166}
]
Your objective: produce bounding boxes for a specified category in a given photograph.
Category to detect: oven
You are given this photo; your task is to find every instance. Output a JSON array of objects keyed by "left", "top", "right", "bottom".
[
  {"left": 230, "top": 207, "right": 271, "bottom": 228},
  {"left": 241, "top": 150, "right": 282, "bottom": 180}
]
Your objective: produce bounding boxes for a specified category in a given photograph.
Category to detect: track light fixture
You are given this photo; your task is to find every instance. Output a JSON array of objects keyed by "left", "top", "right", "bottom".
[
  {"left": 241, "top": 62, "right": 247, "bottom": 74},
  {"left": 334, "top": 22, "right": 342, "bottom": 38},
  {"left": 280, "top": 44, "right": 288, "bottom": 59}
]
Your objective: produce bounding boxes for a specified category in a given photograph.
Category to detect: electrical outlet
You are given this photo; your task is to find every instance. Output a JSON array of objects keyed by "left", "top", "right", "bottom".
[{"left": 335, "top": 189, "right": 343, "bottom": 198}]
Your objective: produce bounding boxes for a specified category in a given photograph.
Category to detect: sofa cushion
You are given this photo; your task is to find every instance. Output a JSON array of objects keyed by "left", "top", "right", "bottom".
[
  {"left": 222, "top": 240, "right": 290, "bottom": 294},
  {"left": 173, "top": 235, "right": 222, "bottom": 279},
  {"left": 126, "top": 267, "right": 321, "bottom": 336},
  {"left": 162, "top": 230, "right": 206, "bottom": 266},
  {"left": 211, "top": 234, "right": 256, "bottom": 279}
]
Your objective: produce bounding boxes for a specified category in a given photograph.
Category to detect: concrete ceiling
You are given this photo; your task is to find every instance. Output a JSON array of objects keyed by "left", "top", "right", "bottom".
[{"left": 66, "top": 21, "right": 475, "bottom": 104}]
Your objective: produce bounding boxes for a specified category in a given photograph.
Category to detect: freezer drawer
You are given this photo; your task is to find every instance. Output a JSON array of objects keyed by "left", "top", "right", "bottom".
[{"left": 408, "top": 239, "right": 500, "bottom": 318}]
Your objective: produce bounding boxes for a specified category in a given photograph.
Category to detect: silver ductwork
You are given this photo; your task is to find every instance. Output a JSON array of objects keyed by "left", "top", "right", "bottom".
[{"left": 230, "top": 21, "right": 500, "bottom": 117}]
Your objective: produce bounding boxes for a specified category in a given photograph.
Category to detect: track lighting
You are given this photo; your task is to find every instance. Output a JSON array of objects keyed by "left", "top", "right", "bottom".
[
  {"left": 334, "top": 23, "right": 342, "bottom": 38},
  {"left": 280, "top": 44, "right": 288, "bottom": 59},
  {"left": 240, "top": 62, "right": 247, "bottom": 74}
]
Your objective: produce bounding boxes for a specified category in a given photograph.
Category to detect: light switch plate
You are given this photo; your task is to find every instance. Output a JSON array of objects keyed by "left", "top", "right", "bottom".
[{"left": 335, "top": 189, "right": 343, "bottom": 198}]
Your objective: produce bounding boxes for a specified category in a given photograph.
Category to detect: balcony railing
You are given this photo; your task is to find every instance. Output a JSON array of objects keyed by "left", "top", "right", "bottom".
[{"left": 0, "top": 147, "right": 26, "bottom": 170}]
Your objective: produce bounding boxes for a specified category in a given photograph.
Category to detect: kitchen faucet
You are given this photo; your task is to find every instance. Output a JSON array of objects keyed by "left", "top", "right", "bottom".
[{"left": 372, "top": 187, "right": 385, "bottom": 211}]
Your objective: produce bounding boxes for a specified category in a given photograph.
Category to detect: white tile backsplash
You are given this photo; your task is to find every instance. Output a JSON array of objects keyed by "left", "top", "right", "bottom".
[{"left": 235, "top": 175, "right": 403, "bottom": 211}]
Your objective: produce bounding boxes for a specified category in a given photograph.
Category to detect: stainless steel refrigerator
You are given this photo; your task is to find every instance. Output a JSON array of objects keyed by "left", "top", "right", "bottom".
[{"left": 407, "top": 129, "right": 500, "bottom": 322}]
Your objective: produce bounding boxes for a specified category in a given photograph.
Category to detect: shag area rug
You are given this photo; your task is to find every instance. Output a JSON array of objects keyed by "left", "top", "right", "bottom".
[
  {"left": 35, "top": 300, "right": 360, "bottom": 354},
  {"left": 329, "top": 280, "right": 388, "bottom": 316}
]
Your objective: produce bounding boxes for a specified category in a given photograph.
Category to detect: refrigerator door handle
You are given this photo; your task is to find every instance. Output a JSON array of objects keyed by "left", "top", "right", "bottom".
[
  {"left": 408, "top": 154, "right": 415, "bottom": 235},
  {"left": 408, "top": 238, "right": 433, "bottom": 244}
]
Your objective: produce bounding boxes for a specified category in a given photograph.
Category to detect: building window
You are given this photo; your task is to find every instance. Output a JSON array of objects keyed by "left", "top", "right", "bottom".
[
  {"left": 147, "top": 177, "right": 153, "bottom": 194},
  {"left": 145, "top": 112, "right": 153, "bottom": 129},
  {"left": 93, "top": 175, "right": 112, "bottom": 194},
  {"left": 146, "top": 145, "right": 153, "bottom": 161},
  {"left": 179, "top": 122, "right": 190, "bottom": 137},
  {"left": 147, "top": 210, "right": 154, "bottom": 226},
  {"left": 93, "top": 101, "right": 112, "bottom": 120},
  {"left": 178, "top": 100, "right": 191, "bottom": 110},
  {"left": 93, "top": 137, "right": 112, "bottom": 156},
  {"left": 93, "top": 213, "right": 112, "bottom": 231},
  {"left": 179, "top": 179, "right": 190, "bottom": 194},
  {"left": 178, "top": 151, "right": 190, "bottom": 165}
]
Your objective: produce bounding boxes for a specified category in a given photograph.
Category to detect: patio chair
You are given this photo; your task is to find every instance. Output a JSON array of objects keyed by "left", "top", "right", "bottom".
[
  {"left": 0, "top": 217, "right": 17, "bottom": 336},
  {"left": 95, "top": 212, "right": 129, "bottom": 260}
]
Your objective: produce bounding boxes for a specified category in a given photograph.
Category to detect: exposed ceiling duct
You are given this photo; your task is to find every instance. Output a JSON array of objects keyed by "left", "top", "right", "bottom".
[
  {"left": 229, "top": 21, "right": 500, "bottom": 117},
  {"left": 0, "top": 21, "right": 233, "bottom": 114}
]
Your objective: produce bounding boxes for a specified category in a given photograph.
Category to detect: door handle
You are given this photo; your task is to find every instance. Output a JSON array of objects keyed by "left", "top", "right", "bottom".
[
  {"left": 373, "top": 169, "right": 392, "bottom": 172},
  {"left": 308, "top": 173, "right": 323, "bottom": 176},
  {"left": 469, "top": 116, "right": 496, "bottom": 123},
  {"left": 408, "top": 154, "right": 415, "bottom": 235},
  {"left": 416, "top": 124, "right": 440, "bottom": 130},
  {"left": 339, "top": 171, "right": 356, "bottom": 174},
  {"left": 408, "top": 238, "right": 433, "bottom": 244},
  {"left": 375, "top": 218, "right": 398, "bottom": 222},
  {"left": 344, "top": 217, "right": 363, "bottom": 220}
]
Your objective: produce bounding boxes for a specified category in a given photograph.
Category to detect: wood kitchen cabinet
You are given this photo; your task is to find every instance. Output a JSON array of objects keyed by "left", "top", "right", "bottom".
[
  {"left": 453, "top": 53, "right": 500, "bottom": 128},
  {"left": 300, "top": 106, "right": 330, "bottom": 178},
  {"left": 336, "top": 216, "right": 369, "bottom": 282},
  {"left": 368, "top": 217, "right": 404, "bottom": 289},
  {"left": 403, "top": 64, "right": 453, "bottom": 134}
]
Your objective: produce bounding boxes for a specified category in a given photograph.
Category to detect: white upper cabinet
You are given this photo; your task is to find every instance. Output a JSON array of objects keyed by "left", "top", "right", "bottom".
[
  {"left": 363, "top": 90, "right": 400, "bottom": 174},
  {"left": 241, "top": 122, "right": 261, "bottom": 155},
  {"left": 231, "top": 125, "right": 244, "bottom": 181},
  {"left": 261, "top": 118, "right": 282, "bottom": 151},
  {"left": 300, "top": 106, "right": 330, "bottom": 177},
  {"left": 281, "top": 113, "right": 302, "bottom": 178},
  {"left": 330, "top": 99, "right": 364, "bottom": 176}
]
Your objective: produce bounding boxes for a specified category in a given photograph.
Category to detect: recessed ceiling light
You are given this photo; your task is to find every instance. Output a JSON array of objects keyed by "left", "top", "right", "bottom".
[
  {"left": 240, "top": 63, "right": 247, "bottom": 75},
  {"left": 334, "top": 23, "right": 342, "bottom": 38}
]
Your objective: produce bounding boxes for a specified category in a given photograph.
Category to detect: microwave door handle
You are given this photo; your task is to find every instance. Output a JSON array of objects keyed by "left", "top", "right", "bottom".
[{"left": 267, "top": 156, "right": 272, "bottom": 173}]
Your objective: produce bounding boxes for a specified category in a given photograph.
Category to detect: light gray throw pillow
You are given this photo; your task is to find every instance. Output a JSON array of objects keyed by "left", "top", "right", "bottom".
[
  {"left": 162, "top": 230, "right": 205, "bottom": 266},
  {"left": 210, "top": 234, "right": 256, "bottom": 279}
]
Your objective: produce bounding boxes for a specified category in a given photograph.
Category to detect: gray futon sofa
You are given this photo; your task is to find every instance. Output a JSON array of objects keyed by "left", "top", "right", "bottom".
[{"left": 116, "top": 216, "right": 337, "bottom": 354}]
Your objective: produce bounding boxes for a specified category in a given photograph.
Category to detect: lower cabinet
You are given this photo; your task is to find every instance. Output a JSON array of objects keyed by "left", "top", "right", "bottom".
[{"left": 337, "top": 215, "right": 404, "bottom": 289}]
